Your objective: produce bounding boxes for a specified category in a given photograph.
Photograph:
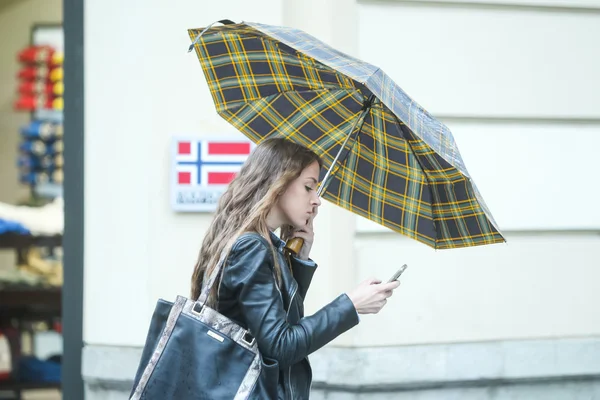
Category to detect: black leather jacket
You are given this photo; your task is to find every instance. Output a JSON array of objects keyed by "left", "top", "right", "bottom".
[{"left": 216, "top": 232, "right": 359, "bottom": 399}]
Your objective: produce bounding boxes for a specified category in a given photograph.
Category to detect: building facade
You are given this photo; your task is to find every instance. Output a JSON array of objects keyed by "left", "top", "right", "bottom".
[{"left": 81, "top": 1, "right": 600, "bottom": 398}]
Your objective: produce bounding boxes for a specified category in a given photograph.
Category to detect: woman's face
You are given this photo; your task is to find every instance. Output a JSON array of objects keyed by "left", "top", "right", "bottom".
[{"left": 276, "top": 161, "right": 322, "bottom": 229}]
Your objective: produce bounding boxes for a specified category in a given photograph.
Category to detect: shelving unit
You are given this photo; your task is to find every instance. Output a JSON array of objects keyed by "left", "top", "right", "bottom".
[
  {"left": 1, "top": 17, "right": 64, "bottom": 400},
  {"left": 0, "top": 233, "right": 62, "bottom": 400},
  {"left": 0, "top": 233, "right": 61, "bottom": 250}
]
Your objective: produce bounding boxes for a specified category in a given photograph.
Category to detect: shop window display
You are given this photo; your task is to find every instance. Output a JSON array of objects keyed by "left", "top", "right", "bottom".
[{"left": 0, "top": 24, "right": 63, "bottom": 400}]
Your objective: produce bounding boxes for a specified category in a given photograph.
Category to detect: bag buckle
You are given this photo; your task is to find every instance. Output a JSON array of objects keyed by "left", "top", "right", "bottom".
[
  {"left": 242, "top": 331, "right": 255, "bottom": 346},
  {"left": 191, "top": 302, "right": 203, "bottom": 315}
]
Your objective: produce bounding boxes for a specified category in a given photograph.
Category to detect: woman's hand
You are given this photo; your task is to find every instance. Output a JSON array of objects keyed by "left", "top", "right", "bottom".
[
  {"left": 347, "top": 278, "right": 400, "bottom": 314},
  {"left": 291, "top": 207, "right": 318, "bottom": 260}
]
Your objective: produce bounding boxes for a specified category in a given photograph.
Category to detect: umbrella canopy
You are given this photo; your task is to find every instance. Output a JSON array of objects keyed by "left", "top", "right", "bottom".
[{"left": 188, "top": 20, "right": 504, "bottom": 249}]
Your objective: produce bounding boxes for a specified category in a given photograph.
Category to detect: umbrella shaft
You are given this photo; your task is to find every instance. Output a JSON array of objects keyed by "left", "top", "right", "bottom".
[{"left": 318, "top": 96, "right": 374, "bottom": 197}]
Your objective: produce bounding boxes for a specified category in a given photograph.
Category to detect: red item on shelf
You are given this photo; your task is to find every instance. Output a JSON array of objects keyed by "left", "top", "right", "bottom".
[
  {"left": 17, "top": 66, "right": 63, "bottom": 82},
  {"left": 0, "top": 332, "right": 11, "bottom": 381},
  {"left": 18, "top": 45, "right": 64, "bottom": 66},
  {"left": 14, "top": 95, "right": 63, "bottom": 111},
  {"left": 18, "top": 80, "right": 64, "bottom": 96}
]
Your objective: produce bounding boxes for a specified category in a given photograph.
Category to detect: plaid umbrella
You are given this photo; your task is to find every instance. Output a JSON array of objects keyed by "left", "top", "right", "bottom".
[{"left": 188, "top": 20, "right": 505, "bottom": 249}]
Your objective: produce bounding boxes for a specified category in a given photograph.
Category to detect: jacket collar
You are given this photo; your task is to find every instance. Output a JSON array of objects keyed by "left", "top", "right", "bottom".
[{"left": 269, "top": 230, "right": 285, "bottom": 251}]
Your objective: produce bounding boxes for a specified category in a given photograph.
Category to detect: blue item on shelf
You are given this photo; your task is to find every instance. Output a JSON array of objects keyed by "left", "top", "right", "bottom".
[
  {"left": 0, "top": 218, "right": 30, "bottom": 235},
  {"left": 17, "top": 356, "right": 61, "bottom": 383},
  {"left": 19, "top": 170, "right": 63, "bottom": 185},
  {"left": 18, "top": 155, "right": 54, "bottom": 170},
  {"left": 17, "top": 153, "right": 63, "bottom": 170},
  {"left": 19, "top": 140, "right": 63, "bottom": 156},
  {"left": 20, "top": 121, "right": 63, "bottom": 140}
]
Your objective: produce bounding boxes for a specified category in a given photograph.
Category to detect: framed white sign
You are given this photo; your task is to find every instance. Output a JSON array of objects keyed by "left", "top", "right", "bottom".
[{"left": 170, "top": 137, "right": 254, "bottom": 212}]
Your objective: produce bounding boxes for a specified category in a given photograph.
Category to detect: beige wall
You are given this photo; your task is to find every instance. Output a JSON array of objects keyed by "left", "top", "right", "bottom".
[
  {"left": 0, "top": 0, "right": 62, "bottom": 270},
  {"left": 82, "top": 0, "right": 600, "bottom": 350},
  {"left": 83, "top": 0, "right": 363, "bottom": 348},
  {"left": 354, "top": 0, "right": 600, "bottom": 345},
  {"left": 83, "top": 0, "right": 286, "bottom": 346}
]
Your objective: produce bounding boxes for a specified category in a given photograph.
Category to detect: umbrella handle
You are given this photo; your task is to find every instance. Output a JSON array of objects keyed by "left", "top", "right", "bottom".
[{"left": 284, "top": 237, "right": 304, "bottom": 257}]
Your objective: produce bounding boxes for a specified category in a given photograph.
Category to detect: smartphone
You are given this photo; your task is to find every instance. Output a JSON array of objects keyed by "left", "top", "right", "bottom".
[{"left": 388, "top": 264, "right": 408, "bottom": 283}]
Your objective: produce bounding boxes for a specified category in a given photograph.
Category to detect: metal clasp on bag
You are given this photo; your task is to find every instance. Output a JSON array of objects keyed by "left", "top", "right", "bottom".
[
  {"left": 191, "top": 301, "right": 204, "bottom": 315},
  {"left": 242, "top": 330, "right": 255, "bottom": 346}
]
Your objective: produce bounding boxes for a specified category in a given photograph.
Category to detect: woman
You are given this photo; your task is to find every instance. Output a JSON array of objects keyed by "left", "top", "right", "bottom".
[{"left": 191, "top": 138, "right": 400, "bottom": 399}]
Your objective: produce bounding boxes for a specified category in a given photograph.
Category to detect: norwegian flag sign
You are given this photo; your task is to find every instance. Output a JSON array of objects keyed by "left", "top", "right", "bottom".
[{"left": 171, "top": 137, "right": 254, "bottom": 212}]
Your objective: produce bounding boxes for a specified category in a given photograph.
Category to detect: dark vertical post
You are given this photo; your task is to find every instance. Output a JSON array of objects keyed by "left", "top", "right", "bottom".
[{"left": 62, "top": 0, "right": 85, "bottom": 398}]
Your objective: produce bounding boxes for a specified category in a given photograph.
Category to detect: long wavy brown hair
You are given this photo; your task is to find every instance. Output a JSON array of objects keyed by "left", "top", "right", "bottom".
[{"left": 190, "top": 138, "right": 322, "bottom": 306}]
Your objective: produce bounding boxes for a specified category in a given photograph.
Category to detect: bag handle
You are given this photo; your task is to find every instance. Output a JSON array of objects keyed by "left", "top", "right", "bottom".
[
  {"left": 196, "top": 247, "right": 229, "bottom": 307},
  {"left": 196, "top": 233, "right": 277, "bottom": 310}
]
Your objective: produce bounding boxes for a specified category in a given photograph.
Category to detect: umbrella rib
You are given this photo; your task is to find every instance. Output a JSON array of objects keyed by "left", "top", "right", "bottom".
[
  {"left": 390, "top": 114, "right": 440, "bottom": 247},
  {"left": 318, "top": 94, "right": 375, "bottom": 197}
]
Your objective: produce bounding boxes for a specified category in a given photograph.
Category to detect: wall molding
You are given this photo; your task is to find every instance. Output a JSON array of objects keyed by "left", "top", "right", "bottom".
[
  {"left": 355, "top": 226, "right": 600, "bottom": 236},
  {"left": 309, "top": 337, "right": 600, "bottom": 390},
  {"left": 436, "top": 116, "right": 600, "bottom": 125},
  {"left": 358, "top": 0, "right": 600, "bottom": 13},
  {"left": 82, "top": 336, "right": 600, "bottom": 393}
]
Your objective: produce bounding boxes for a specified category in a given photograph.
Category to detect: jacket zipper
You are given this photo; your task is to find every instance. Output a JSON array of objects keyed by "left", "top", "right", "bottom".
[
  {"left": 307, "top": 356, "right": 312, "bottom": 395},
  {"left": 272, "top": 262, "right": 298, "bottom": 400},
  {"left": 283, "top": 250, "right": 312, "bottom": 397},
  {"left": 286, "top": 284, "right": 297, "bottom": 400}
]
